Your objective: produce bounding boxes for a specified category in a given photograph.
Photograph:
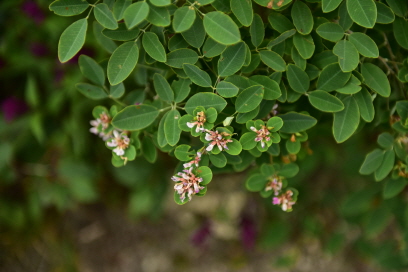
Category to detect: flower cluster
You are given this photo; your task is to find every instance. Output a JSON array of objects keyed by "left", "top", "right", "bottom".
[
  {"left": 273, "top": 190, "right": 297, "bottom": 212},
  {"left": 187, "top": 111, "right": 206, "bottom": 133},
  {"left": 90, "top": 111, "right": 112, "bottom": 141},
  {"left": 204, "top": 129, "right": 233, "bottom": 152},
  {"left": 250, "top": 125, "right": 272, "bottom": 149},
  {"left": 106, "top": 130, "right": 130, "bottom": 156},
  {"left": 183, "top": 152, "right": 202, "bottom": 168},
  {"left": 172, "top": 167, "right": 205, "bottom": 202},
  {"left": 265, "top": 175, "right": 283, "bottom": 196}
]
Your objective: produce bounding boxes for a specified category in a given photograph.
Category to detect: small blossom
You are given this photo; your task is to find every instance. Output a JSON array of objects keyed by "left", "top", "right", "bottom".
[
  {"left": 172, "top": 167, "right": 205, "bottom": 201},
  {"left": 265, "top": 175, "right": 283, "bottom": 196},
  {"left": 183, "top": 152, "right": 202, "bottom": 168},
  {"left": 204, "top": 129, "right": 233, "bottom": 152},
  {"left": 89, "top": 112, "right": 112, "bottom": 139},
  {"left": 250, "top": 125, "right": 271, "bottom": 148},
  {"left": 107, "top": 130, "right": 130, "bottom": 156},
  {"left": 272, "top": 190, "right": 296, "bottom": 211},
  {"left": 187, "top": 111, "right": 207, "bottom": 133}
]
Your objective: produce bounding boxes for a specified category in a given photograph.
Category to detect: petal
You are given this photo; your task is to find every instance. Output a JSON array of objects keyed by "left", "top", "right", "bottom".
[
  {"left": 107, "top": 140, "right": 117, "bottom": 147},
  {"left": 206, "top": 144, "right": 214, "bottom": 152}
]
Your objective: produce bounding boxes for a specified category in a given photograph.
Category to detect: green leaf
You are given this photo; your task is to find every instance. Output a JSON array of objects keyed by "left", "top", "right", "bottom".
[
  {"left": 153, "top": 73, "right": 174, "bottom": 102},
  {"left": 349, "top": 32, "right": 379, "bottom": 58},
  {"left": 317, "top": 63, "right": 351, "bottom": 92},
  {"left": 279, "top": 112, "right": 317, "bottom": 133},
  {"left": 383, "top": 178, "right": 408, "bottom": 199},
  {"left": 142, "top": 137, "right": 157, "bottom": 163},
  {"left": 249, "top": 75, "right": 281, "bottom": 100},
  {"left": 316, "top": 22, "right": 344, "bottom": 42},
  {"left": 184, "top": 92, "right": 227, "bottom": 114},
  {"left": 164, "top": 109, "right": 182, "bottom": 146},
  {"left": 308, "top": 90, "right": 344, "bottom": 112},
  {"left": 218, "top": 42, "right": 246, "bottom": 77},
  {"left": 203, "top": 37, "right": 227, "bottom": 58},
  {"left": 322, "top": 0, "right": 342, "bottom": 13},
  {"left": 49, "top": 0, "right": 89, "bottom": 16},
  {"left": 361, "top": 63, "right": 391, "bottom": 97},
  {"left": 338, "top": 1, "right": 353, "bottom": 30},
  {"left": 172, "top": 6, "right": 196, "bottom": 33},
  {"left": 245, "top": 174, "right": 267, "bottom": 192},
  {"left": 250, "top": 14, "right": 264, "bottom": 47},
  {"left": 268, "top": 11, "right": 294, "bottom": 33},
  {"left": 375, "top": 149, "right": 395, "bottom": 181},
  {"left": 76, "top": 83, "right": 108, "bottom": 99},
  {"left": 172, "top": 78, "right": 191, "bottom": 103},
  {"left": 181, "top": 16, "right": 206, "bottom": 48},
  {"left": 386, "top": 0, "right": 408, "bottom": 17},
  {"left": 107, "top": 42, "right": 139, "bottom": 85},
  {"left": 113, "top": 0, "right": 131, "bottom": 21},
  {"left": 166, "top": 48, "right": 198, "bottom": 68},
  {"left": 376, "top": 2, "right": 395, "bottom": 24},
  {"left": 58, "top": 18, "right": 88, "bottom": 63},
  {"left": 157, "top": 112, "right": 168, "bottom": 147},
  {"left": 393, "top": 17, "right": 408, "bottom": 50},
  {"left": 354, "top": 87, "right": 375, "bottom": 122},
  {"left": 216, "top": 81, "right": 239, "bottom": 98},
  {"left": 94, "top": 3, "right": 118, "bottom": 30},
  {"left": 396, "top": 100, "right": 408, "bottom": 120},
  {"left": 359, "top": 149, "right": 385, "bottom": 175},
  {"left": 286, "top": 64, "right": 309, "bottom": 94},
  {"left": 209, "top": 153, "right": 227, "bottom": 168},
  {"left": 235, "top": 85, "right": 264, "bottom": 113},
  {"left": 112, "top": 105, "right": 160, "bottom": 130},
  {"left": 142, "top": 32, "right": 167, "bottom": 62},
  {"left": 102, "top": 23, "right": 140, "bottom": 41},
  {"left": 291, "top": 1, "right": 313, "bottom": 35},
  {"left": 267, "top": 29, "right": 296, "bottom": 49},
  {"left": 183, "top": 64, "right": 212, "bottom": 87},
  {"left": 336, "top": 75, "right": 362, "bottom": 94},
  {"left": 346, "top": 0, "right": 377, "bottom": 28},
  {"left": 240, "top": 132, "right": 257, "bottom": 150},
  {"left": 174, "top": 145, "right": 194, "bottom": 161},
  {"left": 259, "top": 50, "right": 286, "bottom": 72},
  {"left": 78, "top": 55, "right": 105, "bottom": 86},
  {"left": 93, "top": 21, "right": 117, "bottom": 53},
  {"left": 279, "top": 163, "right": 299, "bottom": 178},
  {"left": 109, "top": 82, "right": 125, "bottom": 98},
  {"left": 293, "top": 33, "right": 315, "bottom": 59},
  {"left": 333, "top": 96, "right": 360, "bottom": 143},
  {"left": 230, "top": 0, "right": 253, "bottom": 26},
  {"left": 124, "top": 1, "right": 149, "bottom": 29},
  {"left": 203, "top": 11, "right": 241, "bottom": 45},
  {"left": 377, "top": 133, "right": 394, "bottom": 149},
  {"left": 197, "top": 166, "right": 213, "bottom": 185},
  {"left": 146, "top": 3, "right": 170, "bottom": 26},
  {"left": 225, "top": 139, "right": 242, "bottom": 155},
  {"left": 149, "top": 0, "right": 171, "bottom": 7},
  {"left": 286, "top": 139, "right": 301, "bottom": 154},
  {"left": 291, "top": 47, "right": 306, "bottom": 70},
  {"left": 267, "top": 117, "right": 283, "bottom": 131},
  {"left": 333, "top": 40, "right": 359, "bottom": 72}
]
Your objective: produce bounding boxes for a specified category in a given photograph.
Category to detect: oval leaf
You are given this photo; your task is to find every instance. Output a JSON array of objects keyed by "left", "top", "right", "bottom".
[
  {"left": 333, "top": 96, "right": 360, "bottom": 143},
  {"left": 203, "top": 11, "right": 241, "bottom": 45},
  {"left": 279, "top": 112, "right": 317, "bottom": 133},
  {"left": 58, "top": 18, "right": 88, "bottom": 63},
  {"left": 112, "top": 105, "right": 160, "bottom": 130},
  {"left": 308, "top": 90, "right": 344, "bottom": 112},
  {"left": 108, "top": 42, "right": 139, "bottom": 85}
]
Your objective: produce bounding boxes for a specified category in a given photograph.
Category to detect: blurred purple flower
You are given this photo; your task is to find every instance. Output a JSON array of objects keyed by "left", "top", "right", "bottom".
[
  {"left": 22, "top": 1, "right": 45, "bottom": 25},
  {"left": 191, "top": 220, "right": 211, "bottom": 248},
  {"left": 240, "top": 215, "right": 256, "bottom": 250},
  {"left": 30, "top": 42, "right": 48, "bottom": 57},
  {"left": 67, "top": 48, "right": 96, "bottom": 64},
  {"left": 1, "top": 97, "right": 28, "bottom": 123}
]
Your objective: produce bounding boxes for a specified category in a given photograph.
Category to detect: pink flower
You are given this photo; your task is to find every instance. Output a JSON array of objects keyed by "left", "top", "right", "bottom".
[
  {"left": 204, "top": 130, "right": 233, "bottom": 152},
  {"left": 172, "top": 167, "right": 204, "bottom": 201},
  {"left": 250, "top": 125, "right": 271, "bottom": 148},
  {"left": 272, "top": 190, "right": 296, "bottom": 211},
  {"left": 107, "top": 130, "right": 130, "bottom": 156}
]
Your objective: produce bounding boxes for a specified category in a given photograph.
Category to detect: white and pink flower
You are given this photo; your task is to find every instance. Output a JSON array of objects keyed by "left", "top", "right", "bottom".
[
  {"left": 204, "top": 129, "right": 233, "bottom": 152},
  {"left": 172, "top": 167, "right": 205, "bottom": 201},
  {"left": 265, "top": 175, "right": 283, "bottom": 196},
  {"left": 250, "top": 125, "right": 271, "bottom": 148},
  {"left": 272, "top": 190, "right": 296, "bottom": 211},
  {"left": 107, "top": 130, "right": 130, "bottom": 156},
  {"left": 187, "top": 111, "right": 207, "bottom": 133},
  {"left": 183, "top": 152, "right": 202, "bottom": 168}
]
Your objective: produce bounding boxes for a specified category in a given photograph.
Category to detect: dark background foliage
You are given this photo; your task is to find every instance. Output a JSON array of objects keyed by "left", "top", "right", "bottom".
[{"left": 1, "top": 0, "right": 407, "bottom": 271}]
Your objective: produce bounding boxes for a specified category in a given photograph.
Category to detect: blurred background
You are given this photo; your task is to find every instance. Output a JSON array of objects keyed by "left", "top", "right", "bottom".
[{"left": 0, "top": 1, "right": 407, "bottom": 271}]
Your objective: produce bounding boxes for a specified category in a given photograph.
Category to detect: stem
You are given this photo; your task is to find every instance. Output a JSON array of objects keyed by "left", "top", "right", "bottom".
[{"left": 86, "top": 0, "right": 100, "bottom": 19}]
